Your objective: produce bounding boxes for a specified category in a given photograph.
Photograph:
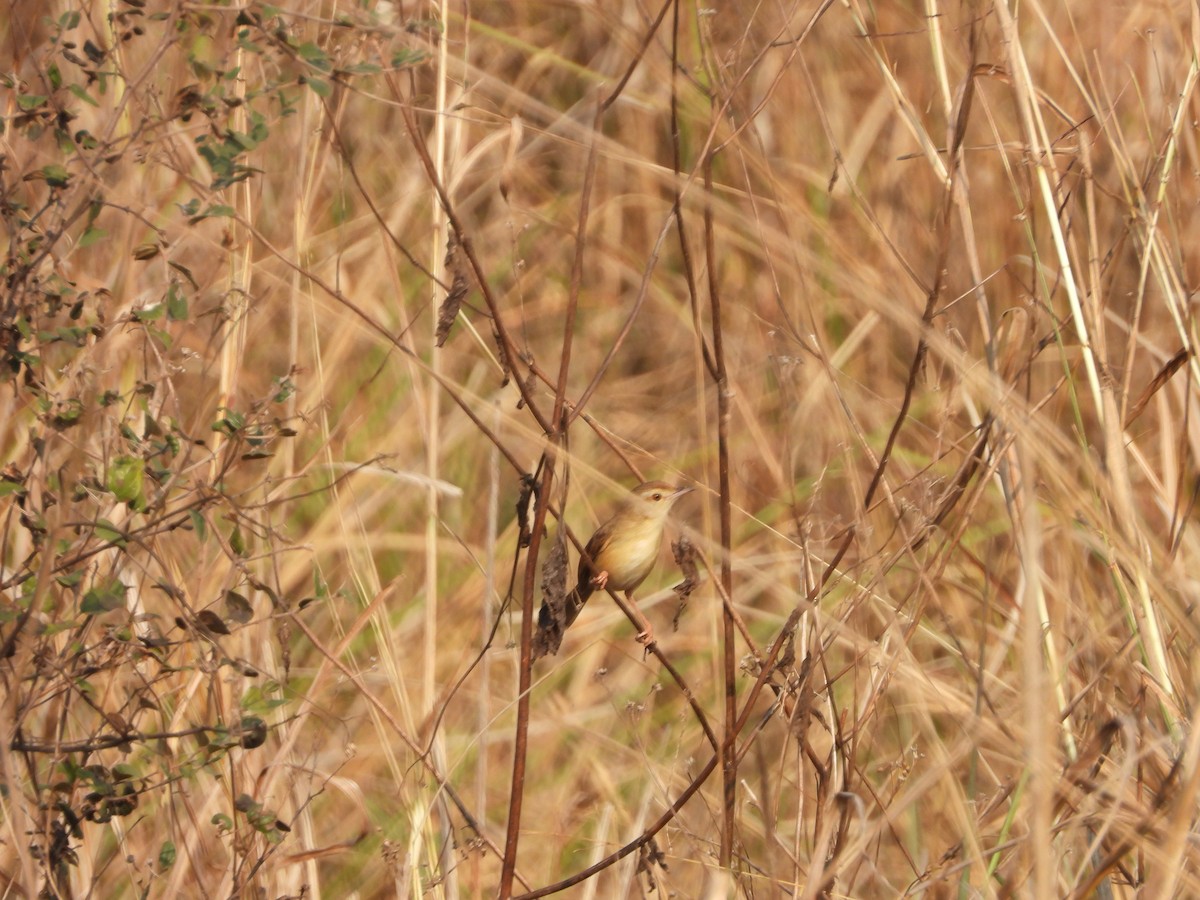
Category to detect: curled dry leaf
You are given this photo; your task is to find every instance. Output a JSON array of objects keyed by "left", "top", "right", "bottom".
[
  {"left": 489, "top": 322, "right": 512, "bottom": 387},
  {"left": 670, "top": 535, "right": 699, "bottom": 631},
  {"left": 531, "top": 530, "right": 568, "bottom": 661},
  {"left": 637, "top": 837, "right": 669, "bottom": 891},
  {"left": 776, "top": 628, "right": 796, "bottom": 673},
  {"left": 515, "top": 473, "right": 536, "bottom": 548},
  {"left": 435, "top": 233, "right": 469, "bottom": 347}
]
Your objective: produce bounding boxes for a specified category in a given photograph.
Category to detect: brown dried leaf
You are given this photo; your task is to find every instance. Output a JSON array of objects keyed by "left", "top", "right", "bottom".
[
  {"left": 493, "top": 322, "right": 513, "bottom": 387},
  {"left": 637, "top": 837, "right": 669, "bottom": 890},
  {"left": 196, "top": 608, "right": 230, "bottom": 635},
  {"left": 776, "top": 629, "right": 796, "bottom": 673},
  {"left": 237, "top": 715, "right": 267, "bottom": 749},
  {"left": 515, "top": 474, "right": 535, "bottom": 548},
  {"left": 541, "top": 530, "right": 567, "bottom": 604},
  {"left": 531, "top": 530, "right": 568, "bottom": 661},
  {"left": 224, "top": 589, "right": 253, "bottom": 623},
  {"left": 435, "top": 234, "right": 469, "bottom": 347},
  {"left": 1126, "top": 347, "right": 1189, "bottom": 428},
  {"left": 670, "top": 536, "right": 700, "bottom": 631}
]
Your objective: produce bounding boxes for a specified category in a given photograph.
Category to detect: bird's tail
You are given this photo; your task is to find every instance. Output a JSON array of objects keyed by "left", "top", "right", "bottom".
[{"left": 562, "top": 582, "right": 592, "bottom": 629}]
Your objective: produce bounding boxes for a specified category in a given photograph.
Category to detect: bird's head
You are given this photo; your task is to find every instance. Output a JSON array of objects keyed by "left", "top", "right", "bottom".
[{"left": 628, "top": 480, "right": 693, "bottom": 522}]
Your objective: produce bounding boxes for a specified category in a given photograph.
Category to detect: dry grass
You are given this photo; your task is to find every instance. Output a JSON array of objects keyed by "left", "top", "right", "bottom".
[{"left": 3, "top": 0, "right": 1200, "bottom": 896}]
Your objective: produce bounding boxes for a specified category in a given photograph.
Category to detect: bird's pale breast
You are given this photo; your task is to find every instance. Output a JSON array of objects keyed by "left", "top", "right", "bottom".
[{"left": 592, "top": 514, "right": 665, "bottom": 590}]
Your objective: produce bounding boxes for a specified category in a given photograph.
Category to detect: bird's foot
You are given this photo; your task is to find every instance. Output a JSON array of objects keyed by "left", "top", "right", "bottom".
[
  {"left": 589, "top": 570, "right": 610, "bottom": 590},
  {"left": 636, "top": 626, "right": 656, "bottom": 648}
]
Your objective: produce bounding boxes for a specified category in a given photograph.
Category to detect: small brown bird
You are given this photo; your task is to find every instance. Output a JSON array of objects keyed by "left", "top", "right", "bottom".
[{"left": 534, "top": 480, "right": 692, "bottom": 658}]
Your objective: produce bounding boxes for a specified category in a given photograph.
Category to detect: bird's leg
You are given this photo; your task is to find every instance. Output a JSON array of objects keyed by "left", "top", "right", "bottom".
[{"left": 627, "top": 591, "right": 656, "bottom": 647}]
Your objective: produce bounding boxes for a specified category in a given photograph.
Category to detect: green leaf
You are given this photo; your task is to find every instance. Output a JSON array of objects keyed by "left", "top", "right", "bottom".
[
  {"left": 68, "top": 83, "right": 99, "bottom": 107},
  {"left": 226, "top": 129, "right": 257, "bottom": 151},
  {"left": 166, "top": 283, "right": 188, "bottom": 320},
  {"left": 211, "top": 409, "right": 245, "bottom": 436},
  {"left": 392, "top": 49, "right": 427, "bottom": 68},
  {"left": 82, "top": 579, "right": 126, "bottom": 613},
  {"left": 158, "top": 841, "right": 176, "bottom": 870},
  {"left": 79, "top": 225, "right": 106, "bottom": 248},
  {"left": 302, "top": 76, "right": 331, "bottom": 98},
  {"left": 241, "top": 684, "right": 283, "bottom": 714},
  {"left": 41, "top": 164, "right": 70, "bottom": 188},
  {"left": 247, "top": 114, "right": 269, "bottom": 143},
  {"left": 42, "top": 619, "right": 81, "bottom": 636},
  {"left": 17, "top": 94, "right": 48, "bottom": 110},
  {"left": 272, "top": 377, "right": 295, "bottom": 403},
  {"left": 133, "top": 303, "right": 163, "bottom": 321},
  {"left": 49, "top": 397, "right": 84, "bottom": 428},
  {"left": 95, "top": 519, "right": 128, "bottom": 547},
  {"left": 188, "top": 509, "right": 207, "bottom": 541},
  {"left": 296, "top": 42, "right": 331, "bottom": 71},
  {"left": 189, "top": 204, "right": 234, "bottom": 223},
  {"left": 108, "top": 456, "right": 144, "bottom": 504}
]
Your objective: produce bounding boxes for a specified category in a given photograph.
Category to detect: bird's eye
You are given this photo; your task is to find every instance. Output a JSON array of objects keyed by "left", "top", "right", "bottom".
[{"left": 652, "top": 493, "right": 663, "bottom": 501}]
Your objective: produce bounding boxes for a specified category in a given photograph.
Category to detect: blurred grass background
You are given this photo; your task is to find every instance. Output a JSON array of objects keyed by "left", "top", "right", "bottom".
[{"left": 3, "top": 0, "right": 1200, "bottom": 896}]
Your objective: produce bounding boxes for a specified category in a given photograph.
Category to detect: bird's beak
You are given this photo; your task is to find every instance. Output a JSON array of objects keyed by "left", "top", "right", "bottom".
[{"left": 673, "top": 485, "right": 695, "bottom": 498}]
